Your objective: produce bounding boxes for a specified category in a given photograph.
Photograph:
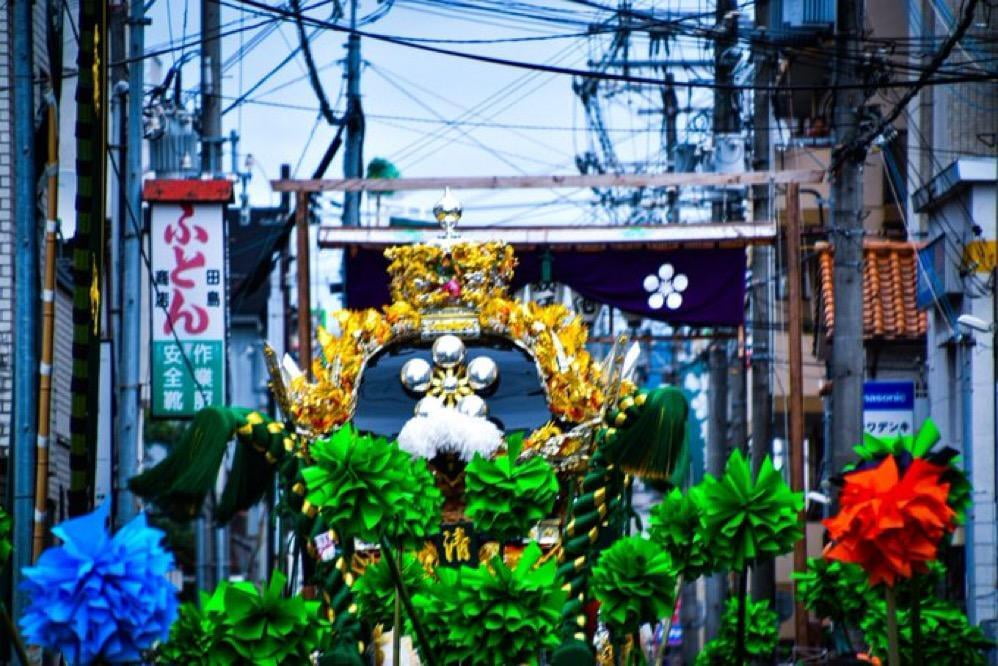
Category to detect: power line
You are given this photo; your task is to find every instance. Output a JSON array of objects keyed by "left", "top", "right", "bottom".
[{"left": 227, "top": 0, "right": 996, "bottom": 92}]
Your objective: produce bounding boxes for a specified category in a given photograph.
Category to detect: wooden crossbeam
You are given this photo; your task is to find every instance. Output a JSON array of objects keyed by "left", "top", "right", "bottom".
[
  {"left": 316, "top": 222, "right": 776, "bottom": 248},
  {"left": 272, "top": 169, "right": 824, "bottom": 192}
]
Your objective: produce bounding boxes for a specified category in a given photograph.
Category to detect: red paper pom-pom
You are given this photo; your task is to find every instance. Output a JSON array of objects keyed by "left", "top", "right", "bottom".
[{"left": 823, "top": 456, "right": 956, "bottom": 587}]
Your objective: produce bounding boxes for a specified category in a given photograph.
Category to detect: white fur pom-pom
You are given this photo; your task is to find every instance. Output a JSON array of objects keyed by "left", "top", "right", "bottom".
[{"left": 396, "top": 409, "right": 504, "bottom": 461}]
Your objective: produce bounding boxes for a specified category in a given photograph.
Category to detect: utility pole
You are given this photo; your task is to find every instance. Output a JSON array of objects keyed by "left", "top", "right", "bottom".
[
  {"left": 712, "top": 0, "right": 740, "bottom": 223},
  {"left": 12, "top": 0, "right": 40, "bottom": 621},
  {"left": 296, "top": 193, "right": 313, "bottom": 377},
  {"left": 201, "top": 0, "right": 223, "bottom": 175},
  {"left": 750, "top": 0, "right": 776, "bottom": 607},
  {"left": 785, "top": 184, "right": 809, "bottom": 650},
  {"left": 341, "top": 0, "right": 364, "bottom": 227},
  {"left": 704, "top": 343, "right": 729, "bottom": 643},
  {"left": 115, "top": 0, "right": 146, "bottom": 528},
  {"left": 828, "top": 0, "right": 866, "bottom": 479}
]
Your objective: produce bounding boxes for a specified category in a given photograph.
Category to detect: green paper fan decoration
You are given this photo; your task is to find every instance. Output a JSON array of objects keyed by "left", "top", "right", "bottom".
[
  {"left": 465, "top": 437, "right": 559, "bottom": 542},
  {"left": 302, "top": 424, "right": 442, "bottom": 548},
  {"left": 591, "top": 535, "right": 677, "bottom": 635},
  {"left": 352, "top": 552, "right": 427, "bottom": 631},
  {"left": 695, "top": 597, "right": 778, "bottom": 666},
  {"left": 794, "top": 557, "right": 875, "bottom": 620},
  {"left": 861, "top": 596, "right": 995, "bottom": 664},
  {"left": 648, "top": 488, "right": 713, "bottom": 580},
  {"left": 691, "top": 450, "right": 803, "bottom": 571},
  {"left": 412, "top": 543, "right": 567, "bottom": 665}
]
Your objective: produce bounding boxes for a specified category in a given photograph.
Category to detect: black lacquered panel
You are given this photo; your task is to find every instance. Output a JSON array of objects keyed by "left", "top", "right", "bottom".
[{"left": 352, "top": 335, "right": 551, "bottom": 438}]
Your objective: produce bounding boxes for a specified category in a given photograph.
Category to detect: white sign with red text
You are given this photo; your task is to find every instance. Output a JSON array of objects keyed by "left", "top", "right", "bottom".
[{"left": 150, "top": 202, "right": 227, "bottom": 418}]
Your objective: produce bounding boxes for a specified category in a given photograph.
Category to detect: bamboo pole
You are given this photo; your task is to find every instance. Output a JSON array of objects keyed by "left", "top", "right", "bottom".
[{"left": 32, "top": 100, "right": 60, "bottom": 560}]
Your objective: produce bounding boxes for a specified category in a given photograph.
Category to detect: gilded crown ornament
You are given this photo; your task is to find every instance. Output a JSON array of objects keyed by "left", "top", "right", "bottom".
[{"left": 265, "top": 188, "right": 613, "bottom": 456}]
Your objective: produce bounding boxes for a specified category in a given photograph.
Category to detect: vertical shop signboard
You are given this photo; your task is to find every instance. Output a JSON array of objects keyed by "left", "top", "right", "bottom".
[{"left": 149, "top": 199, "right": 227, "bottom": 418}]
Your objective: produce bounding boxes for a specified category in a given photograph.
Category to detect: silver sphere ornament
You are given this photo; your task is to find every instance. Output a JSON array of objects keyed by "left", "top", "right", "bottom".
[
  {"left": 457, "top": 394, "right": 488, "bottom": 418},
  {"left": 431, "top": 334, "right": 466, "bottom": 368},
  {"left": 414, "top": 395, "right": 445, "bottom": 417},
  {"left": 466, "top": 356, "right": 499, "bottom": 390},
  {"left": 400, "top": 358, "right": 433, "bottom": 393}
]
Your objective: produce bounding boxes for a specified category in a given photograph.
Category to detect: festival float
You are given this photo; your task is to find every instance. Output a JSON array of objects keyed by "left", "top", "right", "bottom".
[
  {"left": 128, "top": 192, "right": 697, "bottom": 664},
  {"left": 8, "top": 192, "right": 993, "bottom": 665}
]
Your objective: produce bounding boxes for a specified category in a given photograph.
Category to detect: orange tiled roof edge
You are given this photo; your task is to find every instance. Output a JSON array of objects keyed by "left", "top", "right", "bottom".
[{"left": 815, "top": 240, "right": 928, "bottom": 341}]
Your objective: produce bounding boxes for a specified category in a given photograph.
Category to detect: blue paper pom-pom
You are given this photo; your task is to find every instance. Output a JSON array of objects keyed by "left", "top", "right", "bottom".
[{"left": 19, "top": 503, "right": 179, "bottom": 664}]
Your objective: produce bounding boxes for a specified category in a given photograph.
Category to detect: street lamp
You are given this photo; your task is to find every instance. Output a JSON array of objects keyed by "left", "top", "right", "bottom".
[{"left": 957, "top": 314, "right": 996, "bottom": 334}]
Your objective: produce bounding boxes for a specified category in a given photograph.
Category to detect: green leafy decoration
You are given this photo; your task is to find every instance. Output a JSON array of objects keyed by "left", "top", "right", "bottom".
[
  {"left": 695, "top": 597, "right": 778, "bottom": 666},
  {"left": 156, "top": 570, "right": 331, "bottom": 666},
  {"left": 411, "top": 543, "right": 567, "bottom": 665},
  {"left": 302, "top": 424, "right": 442, "bottom": 548},
  {"left": 465, "top": 437, "right": 559, "bottom": 542},
  {"left": 794, "top": 557, "right": 875, "bottom": 620},
  {"left": 352, "top": 553, "right": 427, "bottom": 631},
  {"left": 691, "top": 451, "right": 803, "bottom": 571},
  {"left": 590, "top": 535, "right": 677, "bottom": 635},
  {"left": 365, "top": 157, "right": 401, "bottom": 196},
  {"left": 0, "top": 504, "right": 11, "bottom": 567},
  {"left": 861, "top": 596, "right": 995, "bottom": 665},
  {"left": 648, "top": 488, "right": 712, "bottom": 580}
]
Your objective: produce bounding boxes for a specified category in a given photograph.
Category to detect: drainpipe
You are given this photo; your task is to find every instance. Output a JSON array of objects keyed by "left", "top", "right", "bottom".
[
  {"left": 959, "top": 333, "right": 977, "bottom": 626},
  {"left": 11, "top": 0, "right": 41, "bottom": 621}
]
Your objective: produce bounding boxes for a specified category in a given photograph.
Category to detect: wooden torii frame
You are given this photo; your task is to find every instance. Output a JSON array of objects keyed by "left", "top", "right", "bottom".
[{"left": 271, "top": 169, "right": 819, "bottom": 649}]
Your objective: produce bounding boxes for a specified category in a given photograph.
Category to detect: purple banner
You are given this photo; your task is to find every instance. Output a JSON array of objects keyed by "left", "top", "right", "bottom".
[{"left": 345, "top": 246, "right": 746, "bottom": 327}]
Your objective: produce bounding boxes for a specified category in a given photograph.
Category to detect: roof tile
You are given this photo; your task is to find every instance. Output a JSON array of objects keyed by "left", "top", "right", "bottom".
[{"left": 815, "top": 240, "right": 928, "bottom": 341}]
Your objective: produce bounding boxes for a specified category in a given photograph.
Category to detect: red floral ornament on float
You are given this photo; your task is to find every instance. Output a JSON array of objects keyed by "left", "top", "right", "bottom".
[{"left": 822, "top": 455, "right": 956, "bottom": 587}]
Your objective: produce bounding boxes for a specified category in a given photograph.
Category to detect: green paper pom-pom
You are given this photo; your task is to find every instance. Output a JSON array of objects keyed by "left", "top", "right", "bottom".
[
  {"left": 793, "top": 557, "right": 875, "bottom": 620},
  {"left": 648, "top": 488, "right": 713, "bottom": 580},
  {"left": 302, "top": 424, "right": 442, "bottom": 548},
  {"left": 691, "top": 450, "right": 802, "bottom": 572},
  {"left": 411, "top": 543, "right": 567, "bottom": 665},
  {"left": 352, "top": 553, "right": 426, "bottom": 631},
  {"left": 465, "top": 437, "right": 559, "bottom": 542},
  {"left": 590, "top": 535, "right": 677, "bottom": 635},
  {"left": 157, "top": 570, "right": 331, "bottom": 666},
  {"left": 694, "top": 597, "right": 778, "bottom": 665}
]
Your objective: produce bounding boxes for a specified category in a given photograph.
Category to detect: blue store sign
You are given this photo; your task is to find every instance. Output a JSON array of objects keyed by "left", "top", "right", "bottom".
[{"left": 863, "top": 381, "right": 915, "bottom": 437}]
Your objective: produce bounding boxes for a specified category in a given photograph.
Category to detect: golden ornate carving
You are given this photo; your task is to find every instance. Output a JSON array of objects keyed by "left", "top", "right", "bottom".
[{"left": 416, "top": 541, "right": 440, "bottom": 575}]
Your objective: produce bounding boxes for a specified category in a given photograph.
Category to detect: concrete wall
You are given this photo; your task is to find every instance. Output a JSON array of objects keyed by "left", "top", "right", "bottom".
[{"left": 923, "top": 177, "right": 997, "bottom": 641}]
